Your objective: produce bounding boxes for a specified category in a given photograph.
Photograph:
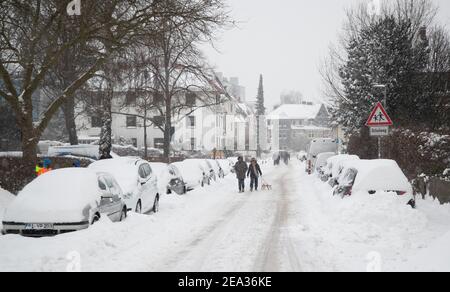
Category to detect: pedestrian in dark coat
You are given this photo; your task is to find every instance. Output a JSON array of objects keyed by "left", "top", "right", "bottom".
[
  {"left": 234, "top": 156, "right": 248, "bottom": 193},
  {"left": 247, "top": 158, "right": 263, "bottom": 191}
]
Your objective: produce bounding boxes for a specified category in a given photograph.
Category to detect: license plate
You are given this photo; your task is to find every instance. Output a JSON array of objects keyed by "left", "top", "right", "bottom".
[{"left": 24, "top": 223, "right": 54, "bottom": 230}]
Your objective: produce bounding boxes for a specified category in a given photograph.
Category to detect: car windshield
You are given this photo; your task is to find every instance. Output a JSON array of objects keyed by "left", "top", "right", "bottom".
[{"left": 340, "top": 168, "right": 358, "bottom": 186}]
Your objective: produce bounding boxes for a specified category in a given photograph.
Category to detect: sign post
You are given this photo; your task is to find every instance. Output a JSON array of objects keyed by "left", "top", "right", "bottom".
[{"left": 366, "top": 102, "right": 393, "bottom": 158}]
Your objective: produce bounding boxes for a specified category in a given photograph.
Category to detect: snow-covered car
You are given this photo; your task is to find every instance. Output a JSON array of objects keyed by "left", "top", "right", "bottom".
[
  {"left": 167, "top": 164, "right": 188, "bottom": 194},
  {"left": 227, "top": 157, "right": 238, "bottom": 173},
  {"left": 188, "top": 159, "right": 216, "bottom": 182},
  {"left": 314, "top": 152, "right": 336, "bottom": 175},
  {"left": 326, "top": 155, "right": 360, "bottom": 186},
  {"left": 332, "top": 159, "right": 415, "bottom": 207},
  {"left": 306, "top": 138, "right": 337, "bottom": 173},
  {"left": 172, "top": 160, "right": 210, "bottom": 189},
  {"left": 151, "top": 163, "right": 187, "bottom": 195},
  {"left": 89, "top": 158, "right": 160, "bottom": 214},
  {"left": 208, "top": 159, "right": 224, "bottom": 179},
  {"left": 2, "top": 168, "right": 127, "bottom": 237},
  {"left": 217, "top": 159, "right": 232, "bottom": 176}
]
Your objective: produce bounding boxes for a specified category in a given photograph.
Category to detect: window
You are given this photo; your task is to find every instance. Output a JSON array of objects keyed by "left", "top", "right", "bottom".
[
  {"left": 186, "top": 92, "right": 196, "bottom": 107},
  {"left": 187, "top": 116, "right": 196, "bottom": 128},
  {"left": 153, "top": 116, "right": 164, "bottom": 128},
  {"left": 153, "top": 92, "right": 164, "bottom": 104},
  {"left": 91, "top": 116, "right": 102, "bottom": 128},
  {"left": 154, "top": 138, "right": 164, "bottom": 149},
  {"left": 190, "top": 138, "right": 196, "bottom": 150},
  {"left": 127, "top": 116, "right": 137, "bottom": 128},
  {"left": 98, "top": 178, "right": 107, "bottom": 191},
  {"left": 126, "top": 91, "right": 137, "bottom": 105},
  {"left": 143, "top": 163, "right": 152, "bottom": 176},
  {"left": 138, "top": 165, "right": 147, "bottom": 179}
]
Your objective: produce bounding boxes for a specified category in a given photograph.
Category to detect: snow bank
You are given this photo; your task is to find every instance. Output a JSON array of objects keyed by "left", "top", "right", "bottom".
[
  {"left": 4, "top": 169, "right": 99, "bottom": 223},
  {"left": 291, "top": 163, "right": 450, "bottom": 272},
  {"left": 149, "top": 163, "right": 171, "bottom": 195}
]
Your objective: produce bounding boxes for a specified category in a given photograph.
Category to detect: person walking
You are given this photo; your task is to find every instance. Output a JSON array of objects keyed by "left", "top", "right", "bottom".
[
  {"left": 247, "top": 158, "right": 263, "bottom": 192},
  {"left": 234, "top": 156, "right": 248, "bottom": 193}
]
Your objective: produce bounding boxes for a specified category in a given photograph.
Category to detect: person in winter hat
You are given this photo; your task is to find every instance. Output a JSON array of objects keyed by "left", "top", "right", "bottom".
[
  {"left": 234, "top": 156, "right": 248, "bottom": 193},
  {"left": 247, "top": 158, "right": 263, "bottom": 192}
]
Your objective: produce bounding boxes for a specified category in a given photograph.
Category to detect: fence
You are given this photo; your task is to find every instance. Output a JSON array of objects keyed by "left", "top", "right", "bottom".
[{"left": 428, "top": 177, "right": 450, "bottom": 204}]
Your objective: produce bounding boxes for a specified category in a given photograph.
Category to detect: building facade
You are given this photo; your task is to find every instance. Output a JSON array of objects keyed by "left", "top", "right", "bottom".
[{"left": 267, "top": 103, "right": 331, "bottom": 151}]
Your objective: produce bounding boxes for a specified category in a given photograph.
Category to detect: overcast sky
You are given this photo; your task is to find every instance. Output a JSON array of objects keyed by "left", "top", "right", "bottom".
[{"left": 203, "top": 0, "right": 450, "bottom": 110}]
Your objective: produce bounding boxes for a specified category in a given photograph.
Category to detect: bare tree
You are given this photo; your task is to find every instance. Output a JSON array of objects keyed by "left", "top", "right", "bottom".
[
  {"left": 0, "top": 0, "right": 156, "bottom": 175},
  {"left": 132, "top": 0, "right": 232, "bottom": 159}
]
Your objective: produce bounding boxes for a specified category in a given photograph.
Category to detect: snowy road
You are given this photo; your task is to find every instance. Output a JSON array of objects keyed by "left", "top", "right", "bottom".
[{"left": 1, "top": 161, "right": 450, "bottom": 272}]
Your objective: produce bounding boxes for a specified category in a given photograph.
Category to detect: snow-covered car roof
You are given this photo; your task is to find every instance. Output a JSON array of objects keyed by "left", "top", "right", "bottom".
[
  {"left": 341, "top": 159, "right": 412, "bottom": 194},
  {"left": 4, "top": 168, "right": 101, "bottom": 223},
  {"left": 315, "top": 152, "right": 336, "bottom": 169},
  {"left": 172, "top": 160, "right": 204, "bottom": 187},
  {"left": 327, "top": 154, "right": 360, "bottom": 177},
  {"left": 88, "top": 157, "right": 143, "bottom": 193}
]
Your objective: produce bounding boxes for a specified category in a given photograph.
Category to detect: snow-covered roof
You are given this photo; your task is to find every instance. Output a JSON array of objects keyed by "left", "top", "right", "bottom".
[{"left": 267, "top": 104, "right": 323, "bottom": 120}]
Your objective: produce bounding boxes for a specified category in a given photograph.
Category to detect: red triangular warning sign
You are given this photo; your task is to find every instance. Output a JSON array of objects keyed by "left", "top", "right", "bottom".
[{"left": 366, "top": 102, "right": 393, "bottom": 126}]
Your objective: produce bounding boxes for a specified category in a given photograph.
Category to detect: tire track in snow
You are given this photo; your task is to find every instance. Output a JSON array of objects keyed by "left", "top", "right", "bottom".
[{"left": 254, "top": 163, "right": 302, "bottom": 272}]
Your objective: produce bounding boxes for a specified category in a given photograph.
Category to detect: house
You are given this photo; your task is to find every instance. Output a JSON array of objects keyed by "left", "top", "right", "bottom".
[
  {"left": 267, "top": 103, "right": 331, "bottom": 151},
  {"left": 75, "top": 73, "right": 258, "bottom": 158}
]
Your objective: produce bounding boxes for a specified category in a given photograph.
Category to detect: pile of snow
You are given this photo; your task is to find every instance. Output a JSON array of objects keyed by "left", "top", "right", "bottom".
[
  {"left": 290, "top": 163, "right": 450, "bottom": 272},
  {"left": 4, "top": 169, "right": 100, "bottom": 223},
  {"left": 0, "top": 188, "right": 15, "bottom": 231},
  {"left": 149, "top": 162, "right": 172, "bottom": 195}
]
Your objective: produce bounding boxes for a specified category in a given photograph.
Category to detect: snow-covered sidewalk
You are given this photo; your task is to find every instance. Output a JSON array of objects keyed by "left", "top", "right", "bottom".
[{"left": 287, "top": 162, "right": 450, "bottom": 272}]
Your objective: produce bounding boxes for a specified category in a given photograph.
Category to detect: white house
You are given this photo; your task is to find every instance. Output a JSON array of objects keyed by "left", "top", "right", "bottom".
[{"left": 75, "top": 75, "right": 259, "bottom": 157}]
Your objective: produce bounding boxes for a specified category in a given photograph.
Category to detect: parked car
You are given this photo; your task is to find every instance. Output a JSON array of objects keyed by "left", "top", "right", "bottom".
[
  {"left": 325, "top": 155, "right": 360, "bottom": 186},
  {"left": 332, "top": 159, "right": 415, "bottom": 207},
  {"left": 47, "top": 145, "right": 119, "bottom": 160},
  {"left": 306, "top": 138, "right": 337, "bottom": 173},
  {"left": 172, "top": 160, "right": 210, "bottom": 189},
  {"left": 89, "top": 157, "right": 160, "bottom": 214},
  {"left": 217, "top": 159, "right": 233, "bottom": 176},
  {"left": 149, "top": 163, "right": 187, "bottom": 195},
  {"left": 2, "top": 168, "right": 127, "bottom": 237},
  {"left": 208, "top": 159, "right": 225, "bottom": 179},
  {"left": 314, "top": 152, "right": 336, "bottom": 175},
  {"left": 188, "top": 159, "right": 216, "bottom": 182},
  {"left": 167, "top": 164, "right": 188, "bottom": 194}
]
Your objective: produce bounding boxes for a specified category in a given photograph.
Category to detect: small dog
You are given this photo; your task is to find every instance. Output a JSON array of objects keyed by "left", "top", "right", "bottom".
[{"left": 261, "top": 181, "right": 272, "bottom": 190}]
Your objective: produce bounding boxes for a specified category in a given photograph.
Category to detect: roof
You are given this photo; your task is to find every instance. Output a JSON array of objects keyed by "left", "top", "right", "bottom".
[{"left": 267, "top": 104, "right": 323, "bottom": 120}]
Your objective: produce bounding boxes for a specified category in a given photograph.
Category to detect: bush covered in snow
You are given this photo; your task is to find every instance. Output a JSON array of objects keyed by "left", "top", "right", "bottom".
[{"left": 348, "top": 128, "right": 450, "bottom": 179}]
